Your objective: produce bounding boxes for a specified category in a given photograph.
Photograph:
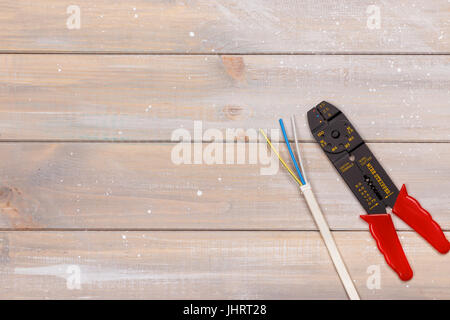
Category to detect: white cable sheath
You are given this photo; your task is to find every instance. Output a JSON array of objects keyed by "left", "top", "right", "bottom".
[{"left": 300, "top": 183, "right": 360, "bottom": 300}]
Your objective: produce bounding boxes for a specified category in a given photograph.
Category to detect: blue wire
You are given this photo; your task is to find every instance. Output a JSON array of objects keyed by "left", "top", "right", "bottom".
[{"left": 279, "top": 118, "right": 306, "bottom": 185}]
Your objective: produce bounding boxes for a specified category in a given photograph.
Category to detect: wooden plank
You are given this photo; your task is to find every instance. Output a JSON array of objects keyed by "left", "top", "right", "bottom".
[
  {"left": 1, "top": 0, "right": 448, "bottom": 53},
  {"left": 1, "top": 54, "right": 449, "bottom": 141},
  {"left": 1, "top": 231, "right": 449, "bottom": 299},
  {"left": 0, "top": 142, "right": 448, "bottom": 230}
]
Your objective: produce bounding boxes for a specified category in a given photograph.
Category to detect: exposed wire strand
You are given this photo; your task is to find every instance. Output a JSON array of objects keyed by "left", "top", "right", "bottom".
[
  {"left": 291, "top": 115, "right": 308, "bottom": 184},
  {"left": 259, "top": 129, "right": 303, "bottom": 186},
  {"left": 279, "top": 119, "right": 306, "bottom": 185}
]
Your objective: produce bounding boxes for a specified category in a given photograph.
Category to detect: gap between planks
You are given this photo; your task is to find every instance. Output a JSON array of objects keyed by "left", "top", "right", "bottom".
[
  {"left": 1, "top": 52, "right": 450, "bottom": 55},
  {"left": 2, "top": 229, "right": 448, "bottom": 232},
  {"left": 0, "top": 141, "right": 449, "bottom": 143}
]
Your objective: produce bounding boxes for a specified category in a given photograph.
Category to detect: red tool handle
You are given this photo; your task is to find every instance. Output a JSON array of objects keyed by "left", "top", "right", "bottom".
[
  {"left": 392, "top": 184, "right": 450, "bottom": 254},
  {"left": 360, "top": 214, "right": 413, "bottom": 281}
]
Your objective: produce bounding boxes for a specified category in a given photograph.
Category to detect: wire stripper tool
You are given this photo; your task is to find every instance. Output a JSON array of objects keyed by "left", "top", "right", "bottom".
[{"left": 308, "top": 101, "right": 450, "bottom": 281}]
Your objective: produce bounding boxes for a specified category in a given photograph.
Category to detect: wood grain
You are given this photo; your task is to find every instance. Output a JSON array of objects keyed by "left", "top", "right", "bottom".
[
  {"left": 0, "top": 142, "right": 448, "bottom": 230},
  {"left": 1, "top": 54, "right": 449, "bottom": 141},
  {"left": 1, "top": 0, "right": 448, "bottom": 53},
  {"left": 1, "top": 0, "right": 449, "bottom": 300},
  {"left": 1, "top": 231, "right": 448, "bottom": 299}
]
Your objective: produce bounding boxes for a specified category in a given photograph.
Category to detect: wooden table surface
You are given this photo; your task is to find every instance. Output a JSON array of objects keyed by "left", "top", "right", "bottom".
[{"left": 0, "top": 0, "right": 449, "bottom": 299}]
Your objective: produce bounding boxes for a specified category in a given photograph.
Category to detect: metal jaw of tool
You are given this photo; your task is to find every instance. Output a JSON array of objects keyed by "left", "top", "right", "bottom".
[{"left": 308, "top": 101, "right": 450, "bottom": 281}]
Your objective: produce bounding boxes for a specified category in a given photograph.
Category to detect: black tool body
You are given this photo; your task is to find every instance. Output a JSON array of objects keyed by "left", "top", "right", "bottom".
[{"left": 308, "top": 102, "right": 398, "bottom": 213}]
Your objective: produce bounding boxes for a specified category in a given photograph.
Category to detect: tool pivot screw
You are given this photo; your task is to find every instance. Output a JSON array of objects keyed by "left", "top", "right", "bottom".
[{"left": 331, "top": 130, "right": 340, "bottom": 139}]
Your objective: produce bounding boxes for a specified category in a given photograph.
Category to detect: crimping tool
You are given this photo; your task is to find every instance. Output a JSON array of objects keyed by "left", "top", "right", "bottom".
[{"left": 308, "top": 101, "right": 450, "bottom": 281}]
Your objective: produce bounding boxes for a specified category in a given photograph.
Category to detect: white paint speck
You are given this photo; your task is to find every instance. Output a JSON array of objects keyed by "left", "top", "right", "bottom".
[
  {"left": 147, "top": 209, "right": 152, "bottom": 214},
  {"left": 197, "top": 190, "right": 203, "bottom": 196},
  {"left": 189, "top": 32, "right": 195, "bottom": 37}
]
